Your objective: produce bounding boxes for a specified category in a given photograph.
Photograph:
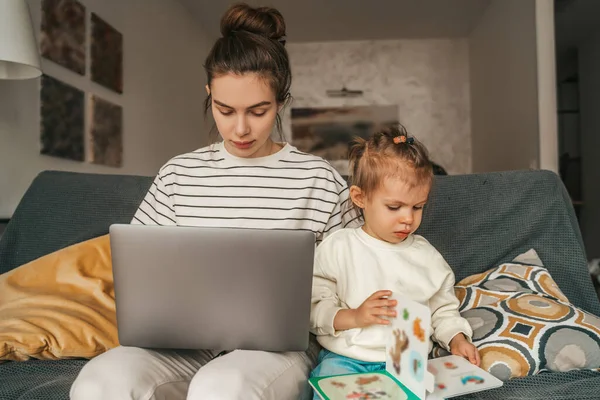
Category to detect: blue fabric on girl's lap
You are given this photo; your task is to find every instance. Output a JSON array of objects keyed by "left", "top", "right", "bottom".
[{"left": 310, "top": 350, "right": 386, "bottom": 400}]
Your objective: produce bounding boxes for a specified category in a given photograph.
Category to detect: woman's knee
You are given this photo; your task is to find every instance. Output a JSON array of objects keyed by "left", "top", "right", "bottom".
[
  {"left": 70, "top": 357, "right": 133, "bottom": 400},
  {"left": 70, "top": 374, "right": 105, "bottom": 400},
  {"left": 71, "top": 373, "right": 190, "bottom": 400},
  {"left": 187, "top": 350, "right": 312, "bottom": 400},
  {"left": 70, "top": 346, "right": 199, "bottom": 400},
  {"left": 187, "top": 361, "right": 253, "bottom": 400}
]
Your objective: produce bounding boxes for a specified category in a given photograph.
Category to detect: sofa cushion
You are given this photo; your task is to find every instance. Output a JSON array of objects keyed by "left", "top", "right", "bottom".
[
  {"left": 0, "top": 235, "right": 117, "bottom": 361},
  {"left": 434, "top": 250, "right": 600, "bottom": 381}
]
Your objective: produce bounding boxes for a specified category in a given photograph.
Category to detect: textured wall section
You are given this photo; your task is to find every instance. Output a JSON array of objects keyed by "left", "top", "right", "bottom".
[{"left": 284, "top": 39, "right": 471, "bottom": 174}]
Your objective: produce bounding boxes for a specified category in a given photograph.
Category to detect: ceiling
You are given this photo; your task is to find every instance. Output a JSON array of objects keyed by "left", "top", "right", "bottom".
[{"left": 178, "top": 0, "right": 491, "bottom": 42}]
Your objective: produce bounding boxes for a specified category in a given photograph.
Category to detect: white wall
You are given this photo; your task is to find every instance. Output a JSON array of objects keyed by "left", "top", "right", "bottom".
[
  {"left": 0, "top": 0, "right": 212, "bottom": 217},
  {"left": 285, "top": 39, "right": 471, "bottom": 175},
  {"left": 536, "top": 0, "right": 559, "bottom": 173},
  {"left": 578, "top": 31, "right": 600, "bottom": 259},
  {"left": 469, "top": 0, "right": 558, "bottom": 173}
]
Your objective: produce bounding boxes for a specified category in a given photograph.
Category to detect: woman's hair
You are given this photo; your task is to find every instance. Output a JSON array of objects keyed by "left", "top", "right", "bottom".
[
  {"left": 348, "top": 124, "right": 434, "bottom": 204},
  {"left": 203, "top": 3, "right": 291, "bottom": 133}
]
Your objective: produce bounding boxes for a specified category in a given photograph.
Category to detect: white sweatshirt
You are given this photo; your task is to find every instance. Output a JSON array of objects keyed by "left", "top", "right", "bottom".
[{"left": 310, "top": 227, "right": 473, "bottom": 362}]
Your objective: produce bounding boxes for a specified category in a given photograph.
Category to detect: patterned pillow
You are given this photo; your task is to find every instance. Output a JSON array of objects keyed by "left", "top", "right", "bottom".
[{"left": 433, "top": 250, "right": 600, "bottom": 381}]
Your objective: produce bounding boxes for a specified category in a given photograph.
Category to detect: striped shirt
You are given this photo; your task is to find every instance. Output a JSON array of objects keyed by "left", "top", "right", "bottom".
[{"left": 132, "top": 141, "right": 359, "bottom": 243}]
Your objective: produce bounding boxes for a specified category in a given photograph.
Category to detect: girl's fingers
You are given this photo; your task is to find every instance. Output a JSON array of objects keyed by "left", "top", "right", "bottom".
[
  {"left": 371, "top": 307, "right": 396, "bottom": 317},
  {"left": 368, "top": 290, "right": 393, "bottom": 300},
  {"left": 369, "top": 299, "right": 398, "bottom": 309}
]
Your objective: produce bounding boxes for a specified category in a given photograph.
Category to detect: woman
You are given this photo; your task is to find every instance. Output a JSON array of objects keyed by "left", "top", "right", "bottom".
[{"left": 70, "top": 3, "right": 357, "bottom": 400}]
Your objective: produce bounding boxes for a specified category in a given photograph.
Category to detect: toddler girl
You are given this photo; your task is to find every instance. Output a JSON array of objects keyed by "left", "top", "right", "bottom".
[{"left": 309, "top": 125, "right": 479, "bottom": 392}]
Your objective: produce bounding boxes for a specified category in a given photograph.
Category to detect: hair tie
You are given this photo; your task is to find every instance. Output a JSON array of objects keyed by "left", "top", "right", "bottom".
[{"left": 393, "top": 135, "right": 414, "bottom": 145}]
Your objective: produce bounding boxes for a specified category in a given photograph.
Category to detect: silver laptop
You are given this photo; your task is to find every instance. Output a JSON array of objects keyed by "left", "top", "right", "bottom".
[{"left": 109, "top": 224, "right": 315, "bottom": 352}]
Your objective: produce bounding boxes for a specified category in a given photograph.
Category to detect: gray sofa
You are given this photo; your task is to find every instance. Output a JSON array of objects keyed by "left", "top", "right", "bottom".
[
  {"left": 1, "top": 169, "right": 599, "bottom": 399},
  {"left": 0, "top": 221, "right": 7, "bottom": 240}
]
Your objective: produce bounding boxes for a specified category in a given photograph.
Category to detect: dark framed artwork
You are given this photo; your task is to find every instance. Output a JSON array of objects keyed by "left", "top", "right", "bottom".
[
  {"left": 91, "top": 13, "right": 123, "bottom": 93},
  {"left": 40, "top": 0, "right": 86, "bottom": 75},
  {"left": 291, "top": 105, "right": 399, "bottom": 176},
  {"left": 40, "top": 75, "right": 85, "bottom": 162},
  {"left": 90, "top": 95, "right": 123, "bottom": 167}
]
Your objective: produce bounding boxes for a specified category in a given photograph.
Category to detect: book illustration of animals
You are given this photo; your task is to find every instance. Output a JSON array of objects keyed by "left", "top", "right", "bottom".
[
  {"left": 412, "top": 318, "right": 426, "bottom": 342},
  {"left": 444, "top": 361, "right": 458, "bottom": 370},
  {"left": 408, "top": 350, "right": 425, "bottom": 382},
  {"left": 345, "top": 389, "right": 390, "bottom": 399},
  {"left": 426, "top": 355, "right": 504, "bottom": 398},
  {"left": 357, "top": 376, "right": 380, "bottom": 385},
  {"left": 386, "top": 294, "right": 433, "bottom": 400},
  {"left": 461, "top": 375, "right": 485, "bottom": 385},
  {"left": 320, "top": 373, "right": 402, "bottom": 400},
  {"left": 389, "top": 329, "right": 409, "bottom": 374}
]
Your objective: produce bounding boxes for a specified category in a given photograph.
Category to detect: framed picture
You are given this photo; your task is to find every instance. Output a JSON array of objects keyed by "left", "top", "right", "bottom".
[
  {"left": 91, "top": 13, "right": 123, "bottom": 93},
  {"left": 40, "top": 74, "right": 85, "bottom": 162},
  {"left": 40, "top": 0, "right": 86, "bottom": 75},
  {"left": 291, "top": 105, "right": 399, "bottom": 177},
  {"left": 89, "top": 95, "right": 123, "bottom": 168}
]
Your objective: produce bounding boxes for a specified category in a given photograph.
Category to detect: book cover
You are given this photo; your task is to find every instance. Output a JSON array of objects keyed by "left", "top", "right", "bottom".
[{"left": 309, "top": 370, "right": 419, "bottom": 400}]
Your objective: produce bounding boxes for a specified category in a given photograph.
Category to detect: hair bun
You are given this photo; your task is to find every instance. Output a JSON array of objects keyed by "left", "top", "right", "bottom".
[{"left": 220, "top": 3, "right": 286, "bottom": 41}]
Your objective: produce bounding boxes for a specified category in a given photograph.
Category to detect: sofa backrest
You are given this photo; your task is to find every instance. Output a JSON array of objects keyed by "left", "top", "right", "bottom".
[
  {"left": 1, "top": 169, "right": 598, "bottom": 315},
  {"left": 418, "top": 169, "right": 598, "bottom": 314},
  {"left": 0, "top": 171, "right": 152, "bottom": 274}
]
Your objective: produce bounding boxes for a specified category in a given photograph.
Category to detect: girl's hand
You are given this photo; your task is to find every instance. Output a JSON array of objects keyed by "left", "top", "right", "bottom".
[
  {"left": 449, "top": 334, "right": 481, "bottom": 366},
  {"left": 333, "top": 290, "right": 397, "bottom": 331},
  {"left": 352, "top": 290, "right": 397, "bottom": 328}
]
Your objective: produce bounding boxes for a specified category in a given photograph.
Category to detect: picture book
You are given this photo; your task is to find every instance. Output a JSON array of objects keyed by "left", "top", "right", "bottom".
[
  {"left": 309, "top": 293, "right": 503, "bottom": 400},
  {"left": 385, "top": 293, "right": 433, "bottom": 399}
]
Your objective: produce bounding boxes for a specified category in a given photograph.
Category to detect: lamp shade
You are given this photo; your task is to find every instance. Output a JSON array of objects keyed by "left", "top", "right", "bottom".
[{"left": 0, "top": 0, "right": 41, "bottom": 79}]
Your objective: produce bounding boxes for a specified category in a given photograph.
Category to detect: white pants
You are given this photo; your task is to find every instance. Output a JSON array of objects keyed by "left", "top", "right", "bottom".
[{"left": 70, "top": 343, "right": 319, "bottom": 400}]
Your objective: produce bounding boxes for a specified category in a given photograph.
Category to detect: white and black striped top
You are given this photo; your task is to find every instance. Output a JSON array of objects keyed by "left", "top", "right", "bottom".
[{"left": 132, "top": 141, "right": 359, "bottom": 243}]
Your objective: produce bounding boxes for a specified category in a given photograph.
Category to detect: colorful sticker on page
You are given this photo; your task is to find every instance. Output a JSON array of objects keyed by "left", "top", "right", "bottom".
[
  {"left": 386, "top": 293, "right": 432, "bottom": 400},
  {"left": 426, "top": 355, "right": 503, "bottom": 398}
]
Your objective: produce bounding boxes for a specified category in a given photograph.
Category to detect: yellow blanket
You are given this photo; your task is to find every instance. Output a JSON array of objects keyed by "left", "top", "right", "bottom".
[{"left": 0, "top": 235, "right": 118, "bottom": 361}]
